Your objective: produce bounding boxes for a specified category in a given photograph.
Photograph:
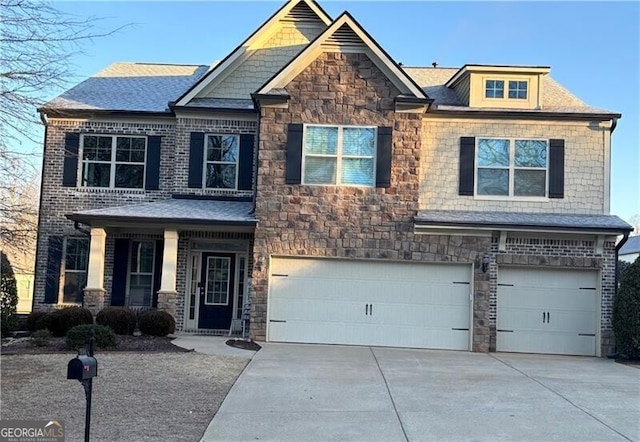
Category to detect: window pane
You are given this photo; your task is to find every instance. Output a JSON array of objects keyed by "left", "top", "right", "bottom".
[
  {"left": 304, "top": 157, "right": 336, "bottom": 184},
  {"left": 206, "top": 258, "right": 230, "bottom": 304},
  {"left": 130, "top": 241, "right": 154, "bottom": 273},
  {"left": 66, "top": 238, "right": 88, "bottom": 271},
  {"left": 515, "top": 170, "right": 546, "bottom": 196},
  {"left": 129, "top": 275, "right": 152, "bottom": 307},
  {"left": 515, "top": 140, "right": 547, "bottom": 167},
  {"left": 206, "top": 163, "right": 237, "bottom": 188},
  {"left": 97, "top": 137, "right": 112, "bottom": 160},
  {"left": 82, "top": 136, "right": 97, "bottom": 160},
  {"left": 116, "top": 137, "right": 131, "bottom": 161},
  {"left": 508, "top": 81, "right": 527, "bottom": 99},
  {"left": 478, "top": 139, "right": 510, "bottom": 167},
  {"left": 477, "top": 169, "right": 509, "bottom": 195},
  {"left": 63, "top": 272, "right": 86, "bottom": 303},
  {"left": 83, "top": 163, "right": 111, "bottom": 187},
  {"left": 305, "top": 126, "right": 338, "bottom": 155},
  {"left": 343, "top": 128, "right": 375, "bottom": 156},
  {"left": 342, "top": 158, "right": 374, "bottom": 186},
  {"left": 485, "top": 80, "right": 504, "bottom": 98},
  {"left": 115, "top": 164, "right": 144, "bottom": 188},
  {"left": 207, "top": 135, "right": 238, "bottom": 162}
]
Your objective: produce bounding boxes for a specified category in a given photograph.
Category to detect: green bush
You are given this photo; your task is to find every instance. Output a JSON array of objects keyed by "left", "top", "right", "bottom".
[
  {"left": 138, "top": 310, "right": 175, "bottom": 337},
  {"left": 46, "top": 307, "right": 93, "bottom": 337},
  {"left": 96, "top": 307, "right": 137, "bottom": 335},
  {"left": 66, "top": 324, "right": 117, "bottom": 351},
  {"left": 30, "top": 330, "right": 52, "bottom": 347},
  {"left": 1, "top": 252, "right": 19, "bottom": 337},
  {"left": 26, "top": 311, "right": 49, "bottom": 332},
  {"left": 613, "top": 256, "right": 640, "bottom": 359}
]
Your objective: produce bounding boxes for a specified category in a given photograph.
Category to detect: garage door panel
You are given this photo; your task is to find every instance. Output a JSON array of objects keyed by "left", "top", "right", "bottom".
[
  {"left": 268, "top": 258, "right": 471, "bottom": 350},
  {"left": 497, "top": 267, "right": 598, "bottom": 356}
]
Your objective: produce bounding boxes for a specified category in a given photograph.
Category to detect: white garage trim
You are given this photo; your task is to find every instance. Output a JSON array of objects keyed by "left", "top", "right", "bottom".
[
  {"left": 497, "top": 266, "right": 601, "bottom": 357},
  {"left": 267, "top": 256, "right": 474, "bottom": 351}
]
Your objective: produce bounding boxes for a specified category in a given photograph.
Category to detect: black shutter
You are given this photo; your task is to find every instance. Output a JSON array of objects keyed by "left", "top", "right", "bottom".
[
  {"left": 285, "top": 124, "right": 303, "bottom": 184},
  {"left": 459, "top": 137, "right": 476, "bottom": 196},
  {"left": 44, "top": 236, "right": 63, "bottom": 303},
  {"left": 549, "top": 139, "right": 565, "bottom": 199},
  {"left": 145, "top": 136, "right": 162, "bottom": 190},
  {"left": 238, "top": 134, "right": 255, "bottom": 191},
  {"left": 376, "top": 127, "right": 393, "bottom": 188},
  {"left": 62, "top": 133, "right": 80, "bottom": 187},
  {"left": 188, "top": 132, "right": 205, "bottom": 188},
  {"left": 152, "top": 240, "right": 164, "bottom": 308},
  {"left": 111, "top": 239, "right": 129, "bottom": 306}
]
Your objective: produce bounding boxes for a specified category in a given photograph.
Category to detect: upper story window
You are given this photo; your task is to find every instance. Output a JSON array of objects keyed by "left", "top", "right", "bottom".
[
  {"left": 81, "top": 135, "right": 146, "bottom": 189},
  {"left": 205, "top": 134, "right": 239, "bottom": 189},
  {"left": 476, "top": 138, "right": 547, "bottom": 197},
  {"left": 508, "top": 81, "right": 528, "bottom": 99},
  {"left": 302, "top": 125, "right": 376, "bottom": 187},
  {"left": 485, "top": 80, "right": 504, "bottom": 99},
  {"left": 62, "top": 237, "right": 89, "bottom": 303}
]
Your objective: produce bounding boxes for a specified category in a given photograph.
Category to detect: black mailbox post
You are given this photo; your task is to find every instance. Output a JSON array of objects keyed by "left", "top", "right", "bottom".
[{"left": 67, "top": 326, "right": 97, "bottom": 442}]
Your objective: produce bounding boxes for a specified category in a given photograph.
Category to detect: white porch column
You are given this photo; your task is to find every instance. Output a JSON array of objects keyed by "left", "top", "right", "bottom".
[
  {"left": 84, "top": 227, "right": 107, "bottom": 314},
  {"left": 157, "top": 229, "right": 179, "bottom": 319}
]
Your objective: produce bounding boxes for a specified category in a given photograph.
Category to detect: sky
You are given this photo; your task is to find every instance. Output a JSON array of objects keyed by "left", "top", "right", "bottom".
[{"left": 35, "top": 1, "right": 640, "bottom": 224}]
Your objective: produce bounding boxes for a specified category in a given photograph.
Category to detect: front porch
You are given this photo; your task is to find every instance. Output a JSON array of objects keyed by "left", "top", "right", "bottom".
[{"left": 66, "top": 198, "right": 256, "bottom": 332}]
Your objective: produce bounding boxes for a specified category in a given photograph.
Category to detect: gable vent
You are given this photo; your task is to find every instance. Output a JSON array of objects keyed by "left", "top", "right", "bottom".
[
  {"left": 322, "top": 24, "right": 364, "bottom": 50},
  {"left": 283, "top": 2, "right": 322, "bottom": 22}
]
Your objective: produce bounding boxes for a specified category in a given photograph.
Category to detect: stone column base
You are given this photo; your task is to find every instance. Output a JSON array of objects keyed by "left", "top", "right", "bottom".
[
  {"left": 83, "top": 288, "right": 106, "bottom": 315},
  {"left": 157, "top": 291, "right": 178, "bottom": 318}
]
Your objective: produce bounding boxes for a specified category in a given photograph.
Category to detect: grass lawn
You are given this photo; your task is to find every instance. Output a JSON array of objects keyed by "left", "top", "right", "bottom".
[{"left": 0, "top": 352, "right": 248, "bottom": 441}]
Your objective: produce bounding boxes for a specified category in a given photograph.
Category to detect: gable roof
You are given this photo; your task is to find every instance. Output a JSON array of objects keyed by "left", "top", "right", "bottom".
[
  {"left": 256, "top": 11, "right": 429, "bottom": 100},
  {"left": 619, "top": 235, "right": 640, "bottom": 255},
  {"left": 40, "top": 63, "right": 208, "bottom": 114},
  {"left": 175, "top": 0, "right": 332, "bottom": 106}
]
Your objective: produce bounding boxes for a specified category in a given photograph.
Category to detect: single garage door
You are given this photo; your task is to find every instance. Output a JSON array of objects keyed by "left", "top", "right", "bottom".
[
  {"left": 268, "top": 257, "right": 472, "bottom": 350},
  {"left": 497, "top": 267, "right": 599, "bottom": 356}
]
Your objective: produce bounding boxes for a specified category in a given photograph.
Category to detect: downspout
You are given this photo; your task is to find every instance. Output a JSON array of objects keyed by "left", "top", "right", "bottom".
[
  {"left": 610, "top": 117, "right": 618, "bottom": 134},
  {"left": 614, "top": 232, "right": 630, "bottom": 291}
]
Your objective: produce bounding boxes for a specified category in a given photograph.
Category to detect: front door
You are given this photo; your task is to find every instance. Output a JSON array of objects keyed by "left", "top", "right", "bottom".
[{"left": 198, "top": 253, "right": 235, "bottom": 330}]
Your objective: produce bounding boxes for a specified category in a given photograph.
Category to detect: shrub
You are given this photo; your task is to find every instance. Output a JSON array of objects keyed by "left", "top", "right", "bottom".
[
  {"left": 96, "top": 307, "right": 137, "bottom": 335},
  {"left": 1, "top": 252, "right": 19, "bottom": 337},
  {"left": 30, "top": 330, "right": 51, "bottom": 347},
  {"left": 26, "top": 311, "right": 49, "bottom": 332},
  {"left": 138, "top": 310, "right": 175, "bottom": 337},
  {"left": 613, "top": 256, "right": 640, "bottom": 359},
  {"left": 46, "top": 307, "right": 93, "bottom": 337},
  {"left": 66, "top": 324, "right": 117, "bottom": 351}
]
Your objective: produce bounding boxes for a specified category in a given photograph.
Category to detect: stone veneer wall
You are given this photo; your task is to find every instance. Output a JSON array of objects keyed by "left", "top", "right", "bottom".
[
  {"left": 486, "top": 236, "right": 617, "bottom": 355},
  {"left": 251, "top": 52, "right": 493, "bottom": 351},
  {"left": 420, "top": 118, "right": 608, "bottom": 214}
]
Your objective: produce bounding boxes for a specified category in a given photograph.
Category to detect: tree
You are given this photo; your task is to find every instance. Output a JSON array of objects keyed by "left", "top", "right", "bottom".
[
  {"left": 0, "top": 0, "right": 124, "bottom": 250},
  {"left": 1, "top": 251, "right": 19, "bottom": 337},
  {"left": 613, "top": 257, "right": 640, "bottom": 359}
]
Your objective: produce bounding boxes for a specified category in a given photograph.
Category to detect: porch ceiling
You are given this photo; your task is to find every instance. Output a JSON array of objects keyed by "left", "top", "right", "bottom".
[{"left": 66, "top": 198, "right": 256, "bottom": 228}]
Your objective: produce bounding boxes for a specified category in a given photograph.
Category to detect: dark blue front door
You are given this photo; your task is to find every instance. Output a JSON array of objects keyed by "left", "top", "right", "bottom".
[{"left": 198, "top": 253, "right": 235, "bottom": 329}]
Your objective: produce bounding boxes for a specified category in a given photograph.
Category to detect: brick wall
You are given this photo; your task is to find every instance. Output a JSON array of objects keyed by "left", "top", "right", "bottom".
[
  {"left": 420, "top": 117, "right": 608, "bottom": 213},
  {"left": 251, "top": 52, "right": 493, "bottom": 350}
]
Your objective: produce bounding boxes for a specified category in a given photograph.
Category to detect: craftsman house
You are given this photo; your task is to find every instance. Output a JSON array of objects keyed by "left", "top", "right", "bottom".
[{"left": 34, "top": 0, "right": 632, "bottom": 357}]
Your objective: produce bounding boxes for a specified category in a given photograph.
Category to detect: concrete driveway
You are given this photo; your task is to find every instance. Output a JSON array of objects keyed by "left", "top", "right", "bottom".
[{"left": 201, "top": 344, "right": 640, "bottom": 442}]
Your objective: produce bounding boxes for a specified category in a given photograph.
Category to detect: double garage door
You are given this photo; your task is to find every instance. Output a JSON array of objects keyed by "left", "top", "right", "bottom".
[
  {"left": 497, "top": 267, "right": 599, "bottom": 356},
  {"left": 268, "top": 257, "right": 472, "bottom": 350}
]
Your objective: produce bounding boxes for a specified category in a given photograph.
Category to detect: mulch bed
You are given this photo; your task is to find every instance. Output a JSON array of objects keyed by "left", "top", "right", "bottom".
[
  {"left": 226, "top": 338, "right": 262, "bottom": 351},
  {"left": 1, "top": 335, "right": 189, "bottom": 355}
]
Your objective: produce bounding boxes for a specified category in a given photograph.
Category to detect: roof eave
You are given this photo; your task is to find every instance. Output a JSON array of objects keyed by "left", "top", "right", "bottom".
[
  {"left": 65, "top": 212, "right": 257, "bottom": 227},
  {"left": 427, "top": 107, "right": 622, "bottom": 121},
  {"left": 39, "top": 108, "right": 175, "bottom": 119},
  {"left": 414, "top": 220, "right": 633, "bottom": 235}
]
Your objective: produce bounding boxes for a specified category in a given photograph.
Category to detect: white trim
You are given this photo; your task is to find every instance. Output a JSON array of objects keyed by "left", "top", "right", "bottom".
[
  {"left": 203, "top": 256, "right": 231, "bottom": 306},
  {"left": 185, "top": 252, "right": 201, "bottom": 330},
  {"left": 125, "top": 240, "right": 155, "bottom": 308},
  {"left": 176, "top": 0, "right": 332, "bottom": 106},
  {"left": 202, "top": 134, "right": 240, "bottom": 190},
  {"left": 257, "top": 14, "right": 427, "bottom": 99},
  {"left": 446, "top": 65, "right": 550, "bottom": 88}
]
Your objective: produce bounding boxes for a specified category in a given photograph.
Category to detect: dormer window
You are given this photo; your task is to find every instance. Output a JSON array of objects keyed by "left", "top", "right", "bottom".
[
  {"left": 508, "top": 81, "right": 528, "bottom": 99},
  {"left": 485, "top": 80, "right": 504, "bottom": 98}
]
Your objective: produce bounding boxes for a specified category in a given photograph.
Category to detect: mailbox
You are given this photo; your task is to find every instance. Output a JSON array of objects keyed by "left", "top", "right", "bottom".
[{"left": 67, "top": 355, "right": 98, "bottom": 380}]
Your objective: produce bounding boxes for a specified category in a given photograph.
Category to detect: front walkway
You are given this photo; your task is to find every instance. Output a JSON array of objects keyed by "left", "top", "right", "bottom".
[
  {"left": 200, "top": 343, "right": 640, "bottom": 442},
  {"left": 172, "top": 334, "right": 259, "bottom": 358}
]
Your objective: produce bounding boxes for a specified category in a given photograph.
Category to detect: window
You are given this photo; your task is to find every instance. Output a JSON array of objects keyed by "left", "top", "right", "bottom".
[
  {"left": 485, "top": 80, "right": 504, "bottom": 99},
  {"left": 128, "top": 241, "right": 154, "bottom": 307},
  {"left": 509, "top": 81, "right": 528, "bottom": 99},
  {"left": 205, "top": 134, "right": 239, "bottom": 189},
  {"left": 63, "top": 238, "right": 88, "bottom": 303},
  {"left": 81, "top": 135, "right": 146, "bottom": 188},
  {"left": 205, "top": 257, "right": 231, "bottom": 305},
  {"left": 476, "top": 138, "right": 547, "bottom": 197},
  {"left": 302, "top": 125, "right": 376, "bottom": 186}
]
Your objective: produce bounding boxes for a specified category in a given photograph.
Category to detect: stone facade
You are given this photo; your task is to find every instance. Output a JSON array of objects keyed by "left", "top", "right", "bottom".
[{"left": 420, "top": 117, "right": 609, "bottom": 214}]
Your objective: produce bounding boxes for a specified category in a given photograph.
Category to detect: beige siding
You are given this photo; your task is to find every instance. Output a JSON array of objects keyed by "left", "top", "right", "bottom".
[
  {"left": 468, "top": 74, "right": 542, "bottom": 109},
  {"left": 420, "top": 118, "right": 607, "bottom": 214},
  {"left": 205, "top": 24, "right": 324, "bottom": 99},
  {"left": 453, "top": 75, "right": 470, "bottom": 106}
]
